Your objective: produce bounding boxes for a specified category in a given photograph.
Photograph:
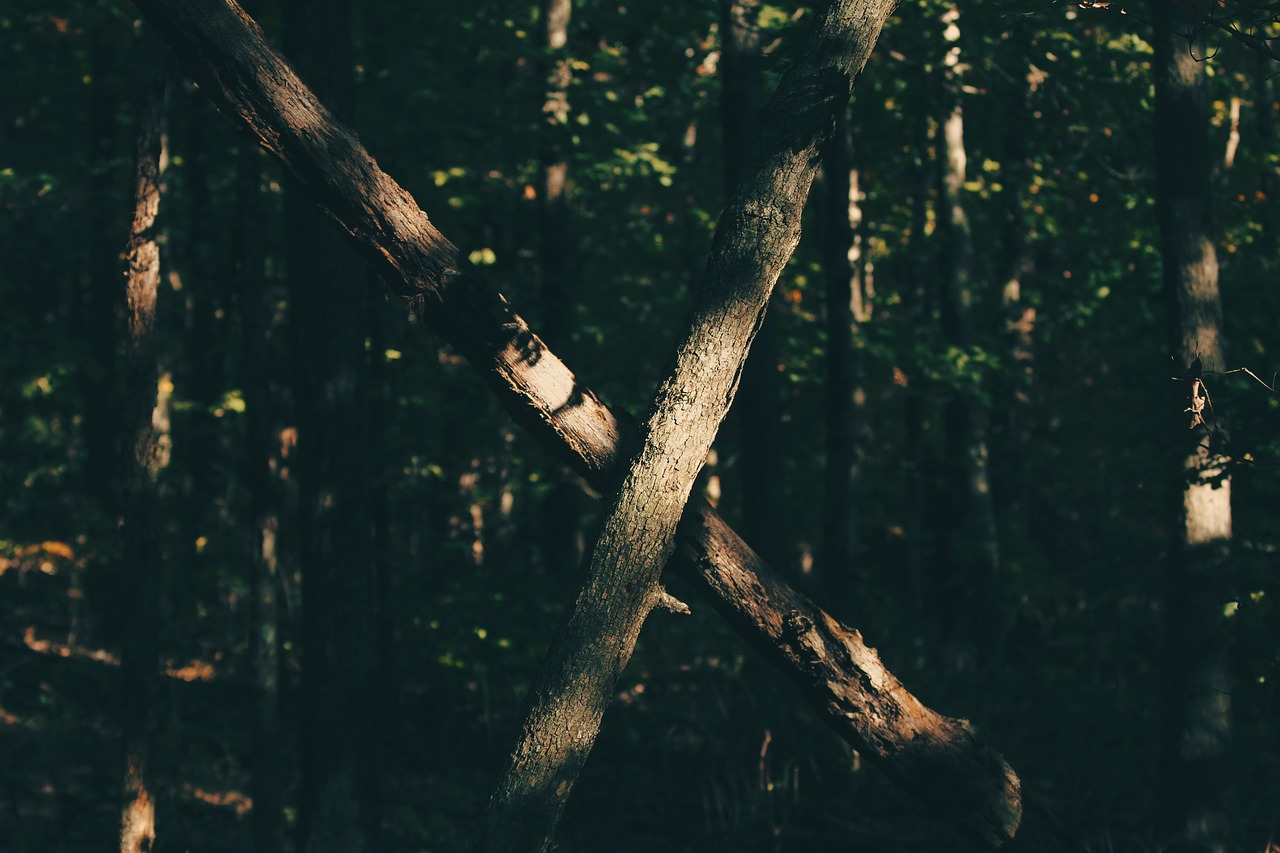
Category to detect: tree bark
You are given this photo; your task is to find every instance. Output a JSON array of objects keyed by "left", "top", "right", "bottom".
[
  {"left": 132, "top": 1, "right": 1077, "bottom": 847},
  {"left": 1152, "top": 5, "right": 1234, "bottom": 850},
  {"left": 937, "top": 3, "right": 1000, "bottom": 637},
  {"left": 281, "top": 1, "right": 377, "bottom": 850},
  {"left": 479, "top": 5, "right": 898, "bottom": 845},
  {"left": 117, "top": 51, "right": 167, "bottom": 853},
  {"left": 721, "top": 0, "right": 790, "bottom": 574},
  {"left": 537, "top": 0, "right": 587, "bottom": 577}
]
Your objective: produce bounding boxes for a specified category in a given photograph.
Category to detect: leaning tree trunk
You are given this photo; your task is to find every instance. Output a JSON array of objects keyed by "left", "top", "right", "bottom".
[
  {"left": 281, "top": 1, "right": 377, "bottom": 850},
  {"left": 234, "top": 109, "right": 284, "bottom": 853},
  {"left": 132, "top": 2, "right": 1078, "bottom": 847},
  {"left": 1152, "top": 5, "right": 1234, "bottom": 850},
  {"left": 117, "top": 52, "right": 167, "bottom": 853}
]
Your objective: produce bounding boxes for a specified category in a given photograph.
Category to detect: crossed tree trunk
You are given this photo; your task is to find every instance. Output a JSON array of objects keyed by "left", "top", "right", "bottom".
[{"left": 131, "top": 0, "right": 1076, "bottom": 848}]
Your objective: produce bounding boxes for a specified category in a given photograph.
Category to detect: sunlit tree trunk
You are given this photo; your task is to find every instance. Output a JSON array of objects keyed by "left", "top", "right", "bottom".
[
  {"left": 721, "top": 0, "right": 790, "bottom": 574},
  {"left": 937, "top": 3, "right": 1000, "bottom": 639},
  {"left": 117, "top": 52, "right": 167, "bottom": 853},
  {"left": 1152, "top": 6, "right": 1234, "bottom": 850},
  {"left": 282, "top": 1, "right": 377, "bottom": 850},
  {"left": 996, "top": 42, "right": 1039, "bottom": 528}
]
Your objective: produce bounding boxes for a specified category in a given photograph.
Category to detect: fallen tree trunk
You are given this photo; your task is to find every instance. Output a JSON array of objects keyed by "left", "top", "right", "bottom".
[{"left": 131, "top": 0, "right": 1074, "bottom": 847}]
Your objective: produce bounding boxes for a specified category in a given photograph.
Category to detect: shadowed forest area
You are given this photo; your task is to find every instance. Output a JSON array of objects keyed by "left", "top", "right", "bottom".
[{"left": 2, "top": 0, "right": 1279, "bottom": 850}]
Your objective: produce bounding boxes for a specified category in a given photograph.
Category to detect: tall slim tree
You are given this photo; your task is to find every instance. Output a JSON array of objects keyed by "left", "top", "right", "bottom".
[
  {"left": 234, "top": 120, "right": 284, "bottom": 853},
  {"left": 133, "top": 3, "right": 1076, "bottom": 845},
  {"left": 281, "top": 1, "right": 377, "bottom": 849},
  {"left": 117, "top": 51, "right": 167, "bottom": 853},
  {"left": 537, "top": 0, "right": 587, "bottom": 576},
  {"left": 821, "top": 102, "right": 867, "bottom": 623},
  {"left": 1152, "top": 4, "right": 1234, "bottom": 849}
]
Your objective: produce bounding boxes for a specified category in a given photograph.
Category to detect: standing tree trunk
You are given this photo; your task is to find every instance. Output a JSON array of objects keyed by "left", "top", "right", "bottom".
[
  {"left": 721, "top": 0, "right": 790, "bottom": 574},
  {"left": 820, "top": 102, "right": 866, "bottom": 623},
  {"left": 936, "top": 3, "right": 1000, "bottom": 639},
  {"left": 281, "top": 1, "right": 376, "bottom": 850},
  {"left": 537, "top": 0, "right": 587, "bottom": 576},
  {"left": 117, "top": 53, "right": 167, "bottom": 853},
  {"left": 234, "top": 122, "right": 284, "bottom": 853},
  {"left": 1152, "top": 6, "right": 1234, "bottom": 850},
  {"left": 478, "top": 3, "right": 896, "bottom": 850}
]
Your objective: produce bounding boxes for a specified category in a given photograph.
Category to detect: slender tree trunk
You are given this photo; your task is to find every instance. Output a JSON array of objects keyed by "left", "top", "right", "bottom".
[
  {"left": 937, "top": 3, "right": 1000, "bottom": 637},
  {"left": 235, "top": 126, "right": 284, "bottom": 853},
  {"left": 820, "top": 102, "right": 865, "bottom": 623},
  {"left": 281, "top": 2, "right": 376, "bottom": 850},
  {"left": 722, "top": 0, "right": 789, "bottom": 574},
  {"left": 134, "top": 4, "right": 1078, "bottom": 846},
  {"left": 479, "top": 4, "right": 895, "bottom": 850},
  {"left": 537, "top": 0, "right": 587, "bottom": 575},
  {"left": 117, "top": 53, "right": 167, "bottom": 853},
  {"left": 1152, "top": 6, "right": 1234, "bottom": 850}
]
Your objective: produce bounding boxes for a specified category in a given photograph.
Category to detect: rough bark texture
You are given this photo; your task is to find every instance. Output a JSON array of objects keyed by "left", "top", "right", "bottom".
[
  {"left": 132, "top": 1, "right": 1076, "bottom": 847},
  {"left": 1152, "top": 6, "right": 1234, "bottom": 850},
  {"left": 118, "top": 59, "right": 166, "bottom": 853},
  {"left": 281, "top": 1, "right": 377, "bottom": 849}
]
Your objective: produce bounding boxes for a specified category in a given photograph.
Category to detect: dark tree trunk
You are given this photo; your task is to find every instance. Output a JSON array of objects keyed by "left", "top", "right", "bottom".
[
  {"left": 479, "top": 3, "right": 897, "bottom": 849},
  {"left": 936, "top": 3, "right": 1000, "bottom": 641},
  {"left": 234, "top": 125, "right": 284, "bottom": 853},
  {"left": 134, "top": 2, "right": 1077, "bottom": 846},
  {"left": 281, "top": 1, "right": 376, "bottom": 850},
  {"left": 996, "top": 45, "right": 1038, "bottom": 518},
  {"left": 721, "top": 0, "right": 789, "bottom": 574},
  {"left": 117, "top": 53, "right": 167, "bottom": 853},
  {"left": 537, "top": 0, "right": 587, "bottom": 576},
  {"left": 1152, "top": 5, "right": 1234, "bottom": 850},
  {"left": 820, "top": 102, "right": 865, "bottom": 623}
]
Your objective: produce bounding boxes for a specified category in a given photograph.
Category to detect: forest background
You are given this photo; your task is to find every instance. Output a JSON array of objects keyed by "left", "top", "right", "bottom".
[{"left": 1, "top": 0, "right": 1278, "bottom": 850}]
